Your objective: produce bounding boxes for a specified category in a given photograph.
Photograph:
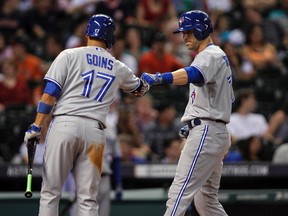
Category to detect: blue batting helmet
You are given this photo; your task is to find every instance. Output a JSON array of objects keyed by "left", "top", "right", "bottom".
[
  {"left": 173, "top": 10, "right": 213, "bottom": 41},
  {"left": 86, "top": 14, "right": 116, "bottom": 48}
]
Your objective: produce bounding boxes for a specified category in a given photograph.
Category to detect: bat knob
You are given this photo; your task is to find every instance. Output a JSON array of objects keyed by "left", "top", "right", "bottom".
[{"left": 25, "top": 191, "right": 33, "bottom": 198}]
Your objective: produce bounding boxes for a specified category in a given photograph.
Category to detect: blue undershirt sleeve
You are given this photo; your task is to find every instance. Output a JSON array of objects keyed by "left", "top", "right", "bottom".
[
  {"left": 184, "top": 66, "right": 204, "bottom": 85},
  {"left": 43, "top": 81, "right": 61, "bottom": 98}
]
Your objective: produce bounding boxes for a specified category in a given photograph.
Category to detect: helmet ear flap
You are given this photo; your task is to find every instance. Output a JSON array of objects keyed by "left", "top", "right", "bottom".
[
  {"left": 105, "top": 26, "right": 116, "bottom": 48},
  {"left": 193, "top": 23, "right": 210, "bottom": 41}
]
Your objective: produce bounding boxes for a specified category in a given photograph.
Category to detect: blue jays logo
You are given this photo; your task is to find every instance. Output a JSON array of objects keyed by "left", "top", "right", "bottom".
[
  {"left": 191, "top": 89, "right": 196, "bottom": 104},
  {"left": 179, "top": 17, "right": 185, "bottom": 25}
]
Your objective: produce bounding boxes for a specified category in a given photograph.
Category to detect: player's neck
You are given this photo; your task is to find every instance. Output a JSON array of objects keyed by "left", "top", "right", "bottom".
[
  {"left": 198, "top": 37, "right": 213, "bottom": 53},
  {"left": 87, "top": 37, "right": 107, "bottom": 49}
]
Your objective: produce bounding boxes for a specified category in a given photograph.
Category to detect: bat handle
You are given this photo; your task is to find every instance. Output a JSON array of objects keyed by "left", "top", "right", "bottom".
[{"left": 25, "top": 174, "right": 33, "bottom": 198}]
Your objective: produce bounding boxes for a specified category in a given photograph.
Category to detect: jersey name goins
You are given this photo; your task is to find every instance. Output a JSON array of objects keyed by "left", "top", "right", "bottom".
[{"left": 86, "top": 53, "right": 114, "bottom": 70}]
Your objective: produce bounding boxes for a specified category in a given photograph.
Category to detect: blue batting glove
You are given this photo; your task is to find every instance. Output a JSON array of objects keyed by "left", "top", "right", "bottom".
[
  {"left": 179, "top": 125, "right": 190, "bottom": 139},
  {"left": 24, "top": 124, "right": 41, "bottom": 144},
  {"left": 141, "top": 72, "right": 163, "bottom": 86}
]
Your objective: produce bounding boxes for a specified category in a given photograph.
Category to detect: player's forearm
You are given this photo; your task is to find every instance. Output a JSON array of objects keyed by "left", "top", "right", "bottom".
[
  {"left": 141, "top": 66, "right": 204, "bottom": 86},
  {"left": 171, "top": 69, "right": 189, "bottom": 85},
  {"left": 34, "top": 113, "right": 50, "bottom": 128},
  {"left": 34, "top": 93, "right": 56, "bottom": 127}
]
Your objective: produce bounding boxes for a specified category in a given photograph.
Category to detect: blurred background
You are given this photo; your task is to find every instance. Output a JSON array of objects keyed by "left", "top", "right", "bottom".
[{"left": 1, "top": 0, "right": 288, "bottom": 215}]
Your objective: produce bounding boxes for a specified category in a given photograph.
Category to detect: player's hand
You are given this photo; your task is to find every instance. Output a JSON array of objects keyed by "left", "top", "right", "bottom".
[
  {"left": 141, "top": 72, "right": 163, "bottom": 86},
  {"left": 179, "top": 125, "right": 190, "bottom": 139},
  {"left": 24, "top": 124, "right": 41, "bottom": 144}
]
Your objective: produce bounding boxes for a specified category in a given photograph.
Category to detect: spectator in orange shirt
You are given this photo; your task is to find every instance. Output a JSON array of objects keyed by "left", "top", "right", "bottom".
[
  {"left": 242, "top": 24, "right": 283, "bottom": 73},
  {"left": 138, "top": 32, "right": 184, "bottom": 75},
  {"left": 10, "top": 36, "right": 44, "bottom": 103}
]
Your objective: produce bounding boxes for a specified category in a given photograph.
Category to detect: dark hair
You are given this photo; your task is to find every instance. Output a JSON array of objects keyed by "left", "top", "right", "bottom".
[
  {"left": 163, "top": 137, "right": 181, "bottom": 149},
  {"left": 149, "top": 31, "right": 167, "bottom": 47},
  {"left": 214, "top": 13, "right": 229, "bottom": 31},
  {"left": 9, "top": 35, "right": 29, "bottom": 48},
  {"left": 233, "top": 88, "right": 255, "bottom": 111},
  {"left": 155, "top": 103, "right": 174, "bottom": 113},
  {"left": 237, "top": 136, "right": 263, "bottom": 161},
  {"left": 245, "top": 24, "right": 266, "bottom": 45}
]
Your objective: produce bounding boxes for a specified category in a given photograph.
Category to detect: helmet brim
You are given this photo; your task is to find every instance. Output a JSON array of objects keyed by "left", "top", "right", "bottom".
[{"left": 173, "top": 27, "right": 184, "bottom": 34}]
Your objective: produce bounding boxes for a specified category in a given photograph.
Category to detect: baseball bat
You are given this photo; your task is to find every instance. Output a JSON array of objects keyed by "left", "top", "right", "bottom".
[{"left": 24, "top": 137, "right": 39, "bottom": 198}]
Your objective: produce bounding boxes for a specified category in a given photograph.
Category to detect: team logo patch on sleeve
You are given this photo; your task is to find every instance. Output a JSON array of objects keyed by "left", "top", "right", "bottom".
[{"left": 191, "top": 89, "right": 196, "bottom": 104}]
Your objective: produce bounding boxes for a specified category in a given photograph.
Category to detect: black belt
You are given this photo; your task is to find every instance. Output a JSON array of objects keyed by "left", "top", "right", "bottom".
[
  {"left": 187, "top": 118, "right": 226, "bottom": 129},
  {"left": 97, "top": 121, "right": 105, "bottom": 130}
]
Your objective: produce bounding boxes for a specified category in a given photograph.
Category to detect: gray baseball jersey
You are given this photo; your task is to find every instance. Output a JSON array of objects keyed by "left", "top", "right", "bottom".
[
  {"left": 39, "top": 46, "right": 141, "bottom": 216},
  {"left": 165, "top": 45, "right": 234, "bottom": 216},
  {"left": 181, "top": 45, "right": 234, "bottom": 123},
  {"left": 44, "top": 46, "right": 140, "bottom": 126}
]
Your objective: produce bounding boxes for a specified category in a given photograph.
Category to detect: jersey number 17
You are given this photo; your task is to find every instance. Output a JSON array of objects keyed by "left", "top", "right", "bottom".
[{"left": 81, "top": 70, "right": 115, "bottom": 102}]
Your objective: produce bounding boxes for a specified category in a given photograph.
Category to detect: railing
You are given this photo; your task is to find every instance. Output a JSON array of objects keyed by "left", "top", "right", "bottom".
[{"left": 1, "top": 162, "right": 288, "bottom": 191}]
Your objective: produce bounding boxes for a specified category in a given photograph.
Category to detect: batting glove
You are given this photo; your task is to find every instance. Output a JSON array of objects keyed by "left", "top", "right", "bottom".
[
  {"left": 141, "top": 72, "right": 163, "bottom": 86},
  {"left": 179, "top": 125, "right": 190, "bottom": 139},
  {"left": 24, "top": 124, "right": 41, "bottom": 144}
]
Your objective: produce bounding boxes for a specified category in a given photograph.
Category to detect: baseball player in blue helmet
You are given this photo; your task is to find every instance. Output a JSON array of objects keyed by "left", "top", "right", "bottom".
[
  {"left": 24, "top": 14, "right": 149, "bottom": 216},
  {"left": 173, "top": 10, "right": 213, "bottom": 40},
  {"left": 142, "top": 10, "right": 234, "bottom": 216},
  {"left": 86, "top": 14, "right": 116, "bottom": 49}
]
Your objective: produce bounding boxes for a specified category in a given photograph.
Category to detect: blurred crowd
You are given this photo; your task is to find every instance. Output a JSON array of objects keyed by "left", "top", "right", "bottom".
[{"left": 1, "top": 0, "right": 288, "bottom": 165}]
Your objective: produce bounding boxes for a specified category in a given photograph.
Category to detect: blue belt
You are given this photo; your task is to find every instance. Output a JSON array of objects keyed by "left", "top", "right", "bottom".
[{"left": 187, "top": 118, "right": 226, "bottom": 129}]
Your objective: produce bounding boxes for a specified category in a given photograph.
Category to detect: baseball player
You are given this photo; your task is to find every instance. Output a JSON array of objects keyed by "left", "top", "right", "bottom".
[
  {"left": 24, "top": 14, "right": 149, "bottom": 216},
  {"left": 141, "top": 10, "right": 234, "bottom": 216}
]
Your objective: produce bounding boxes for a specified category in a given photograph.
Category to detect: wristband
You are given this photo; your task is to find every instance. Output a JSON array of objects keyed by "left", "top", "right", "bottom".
[
  {"left": 31, "top": 124, "right": 42, "bottom": 132},
  {"left": 161, "top": 72, "right": 173, "bottom": 84},
  {"left": 37, "top": 101, "right": 53, "bottom": 114}
]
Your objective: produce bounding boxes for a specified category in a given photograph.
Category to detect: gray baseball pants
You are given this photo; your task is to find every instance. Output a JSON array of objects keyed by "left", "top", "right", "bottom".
[
  {"left": 164, "top": 120, "right": 231, "bottom": 216},
  {"left": 38, "top": 115, "right": 105, "bottom": 216},
  {"left": 98, "top": 174, "right": 111, "bottom": 216}
]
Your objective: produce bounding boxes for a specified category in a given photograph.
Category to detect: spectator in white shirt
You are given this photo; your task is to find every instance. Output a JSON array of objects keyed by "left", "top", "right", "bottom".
[{"left": 227, "top": 88, "right": 268, "bottom": 144}]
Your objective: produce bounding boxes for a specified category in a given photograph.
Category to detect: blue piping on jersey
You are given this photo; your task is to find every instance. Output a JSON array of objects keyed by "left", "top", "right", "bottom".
[
  {"left": 170, "top": 125, "right": 209, "bottom": 216},
  {"left": 44, "top": 77, "right": 62, "bottom": 89}
]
